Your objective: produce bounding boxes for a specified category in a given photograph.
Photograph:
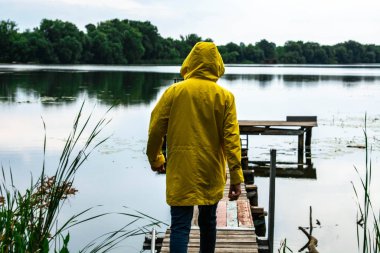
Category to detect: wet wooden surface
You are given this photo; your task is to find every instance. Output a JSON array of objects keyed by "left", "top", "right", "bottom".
[
  {"left": 160, "top": 173, "right": 258, "bottom": 253},
  {"left": 238, "top": 120, "right": 318, "bottom": 127}
]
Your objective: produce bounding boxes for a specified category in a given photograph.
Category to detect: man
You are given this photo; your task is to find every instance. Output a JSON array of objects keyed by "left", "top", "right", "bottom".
[{"left": 147, "top": 42, "right": 244, "bottom": 253}]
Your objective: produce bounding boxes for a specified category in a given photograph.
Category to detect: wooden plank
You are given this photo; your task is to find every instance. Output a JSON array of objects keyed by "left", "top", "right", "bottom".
[
  {"left": 227, "top": 201, "right": 238, "bottom": 227},
  {"left": 164, "top": 228, "right": 256, "bottom": 235},
  {"left": 160, "top": 168, "right": 260, "bottom": 253},
  {"left": 160, "top": 229, "right": 259, "bottom": 253},
  {"left": 216, "top": 200, "right": 227, "bottom": 227},
  {"left": 162, "top": 247, "right": 258, "bottom": 253},
  {"left": 286, "top": 116, "right": 317, "bottom": 123},
  {"left": 251, "top": 206, "right": 265, "bottom": 215},
  {"left": 239, "top": 126, "right": 305, "bottom": 135},
  {"left": 237, "top": 200, "right": 254, "bottom": 228},
  {"left": 191, "top": 205, "right": 199, "bottom": 226},
  {"left": 245, "top": 184, "right": 257, "bottom": 191},
  {"left": 239, "top": 120, "right": 317, "bottom": 127}
]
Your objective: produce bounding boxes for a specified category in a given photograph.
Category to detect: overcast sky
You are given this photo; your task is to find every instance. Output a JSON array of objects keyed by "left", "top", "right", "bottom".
[{"left": 1, "top": 0, "right": 380, "bottom": 46}]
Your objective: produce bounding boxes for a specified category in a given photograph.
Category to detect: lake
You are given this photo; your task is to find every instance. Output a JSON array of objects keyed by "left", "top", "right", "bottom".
[{"left": 1, "top": 64, "right": 380, "bottom": 252}]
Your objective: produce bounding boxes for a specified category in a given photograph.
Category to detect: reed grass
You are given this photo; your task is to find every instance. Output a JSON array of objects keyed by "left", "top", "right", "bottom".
[
  {"left": 278, "top": 238, "right": 293, "bottom": 253},
  {"left": 352, "top": 115, "right": 380, "bottom": 253},
  {"left": 0, "top": 102, "right": 165, "bottom": 252}
]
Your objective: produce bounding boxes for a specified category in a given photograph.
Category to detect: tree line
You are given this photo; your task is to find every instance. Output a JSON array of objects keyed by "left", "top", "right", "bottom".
[{"left": 1, "top": 18, "right": 380, "bottom": 64}]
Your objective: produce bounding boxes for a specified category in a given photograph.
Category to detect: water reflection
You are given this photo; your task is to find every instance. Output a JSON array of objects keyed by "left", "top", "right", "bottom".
[
  {"left": 224, "top": 74, "right": 275, "bottom": 82},
  {"left": 1, "top": 68, "right": 380, "bottom": 107},
  {"left": 0, "top": 71, "right": 177, "bottom": 106}
]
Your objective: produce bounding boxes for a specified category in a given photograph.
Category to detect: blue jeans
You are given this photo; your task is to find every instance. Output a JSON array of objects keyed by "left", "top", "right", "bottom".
[{"left": 170, "top": 203, "right": 218, "bottom": 253}]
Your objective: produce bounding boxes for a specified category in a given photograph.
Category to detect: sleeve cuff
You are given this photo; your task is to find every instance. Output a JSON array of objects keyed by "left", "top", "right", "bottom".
[
  {"left": 230, "top": 168, "right": 244, "bottom": 185},
  {"left": 150, "top": 154, "right": 166, "bottom": 168}
]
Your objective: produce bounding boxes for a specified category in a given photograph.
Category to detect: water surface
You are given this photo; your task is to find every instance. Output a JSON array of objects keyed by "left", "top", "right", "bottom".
[{"left": 1, "top": 64, "right": 379, "bottom": 252}]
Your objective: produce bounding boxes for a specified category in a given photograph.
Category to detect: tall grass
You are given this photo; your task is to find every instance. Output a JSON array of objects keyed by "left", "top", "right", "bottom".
[
  {"left": 0, "top": 103, "right": 165, "bottom": 252},
  {"left": 352, "top": 116, "right": 380, "bottom": 253}
]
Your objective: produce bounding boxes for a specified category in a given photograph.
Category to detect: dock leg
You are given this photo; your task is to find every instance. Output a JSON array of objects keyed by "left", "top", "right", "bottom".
[
  {"left": 268, "top": 149, "right": 276, "bottom": 253},
  {"left": 305, "top": 128, "right": 312, "bottom": 166},
  {"left": 298, "top": 132, "right": 304, "bottom": 167}
]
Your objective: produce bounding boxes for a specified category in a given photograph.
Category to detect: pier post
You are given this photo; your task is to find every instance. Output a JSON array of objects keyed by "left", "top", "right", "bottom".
[
  {"left": 151, "top": 228, "right": 156, "bottom": 253},
  {"left": 268, "top": 149, "right": 276, "bottom": 253},
  {"left": 305, "top": 128, "right": 312, "bottom": 166},
  {"left": 298, "top": 132, "right": 304, "bottom": 167}
]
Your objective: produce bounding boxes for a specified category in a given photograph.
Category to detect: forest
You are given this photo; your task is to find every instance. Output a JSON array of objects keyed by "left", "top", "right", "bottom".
[{"left": 1, "top": 18, "right": 380, "bottom": 64}]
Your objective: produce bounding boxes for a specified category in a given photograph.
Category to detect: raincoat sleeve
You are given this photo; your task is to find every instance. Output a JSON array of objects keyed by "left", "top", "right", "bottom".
[
  {"left": 223, "top": 94, "right": 244, "bottom": 185},
  {"left": 147, "top": 89, "right": 172, "bottom": 168}
]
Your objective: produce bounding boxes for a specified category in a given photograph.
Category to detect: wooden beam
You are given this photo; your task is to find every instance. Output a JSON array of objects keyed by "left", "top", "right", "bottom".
[
  {"left": 239, "top": 120, "right": 317, "bottom": 127},
  {"left": 239, "top": 126, "right": 305, "bottom": 135},
  {"left": 286, "top": 116, "right": 317, "bottom": 123}
]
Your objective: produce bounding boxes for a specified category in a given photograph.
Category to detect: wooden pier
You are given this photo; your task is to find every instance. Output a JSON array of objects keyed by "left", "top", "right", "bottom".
[
  {"left": 239, "top": 116, "right": 318, "bottom": 173},
  {"left": 159, "top": 173, "right": 260, "bottom": 253},
  {"left": 146, "top": 115, "right": 319, "bottom": 252}
]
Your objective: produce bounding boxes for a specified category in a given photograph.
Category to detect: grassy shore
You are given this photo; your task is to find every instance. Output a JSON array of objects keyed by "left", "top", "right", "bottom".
[{"left": 0, "top": 103, "right": 165, "bottom": 252}]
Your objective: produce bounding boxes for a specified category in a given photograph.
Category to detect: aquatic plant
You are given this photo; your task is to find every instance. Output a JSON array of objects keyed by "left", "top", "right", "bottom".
[
  {"left": 278, "top": 238, "right": 293, "bottom": 253},
  {"left": 352, "top": 116, "right": 380, "bottom": 253},
  {"left": 0, "top": 103, "right": 165, "bottom": 252}
]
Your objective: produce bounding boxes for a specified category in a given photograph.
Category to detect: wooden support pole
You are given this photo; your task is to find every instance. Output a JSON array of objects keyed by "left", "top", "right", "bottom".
[
  {"left": 305, "top": 128, "right": 312, "bottom": 166},
  {"left": 268, "top": 149, "right": 276, "bottom": 253},
  {"left": 305, "top": 128, "right": 312, "bottom": 148},
  {"left": 298, "top": 132, "right": 304, "bottom": 166}
]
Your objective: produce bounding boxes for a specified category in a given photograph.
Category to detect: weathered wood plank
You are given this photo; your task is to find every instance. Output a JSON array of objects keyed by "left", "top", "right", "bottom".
[
  {"left": 237, "top": 200, "right": 254, "bottom": 228},
  {"left": 245, "top": 184, "right": 257, "bottom": 191},
  {"left": 191, "top": 205, "right": 199, "bottom": 226},
  {"left": 216, "top": 200, "right": 227, "bottom": 227},
  {"left": 239, "top": 120, "right": 317, "bottom": 127},
  {"left": 227, "top": 201, "right": 238, "bottom": 227},
  {"left": 286, "top": 116, "right": 317, "bottom": 123},
  {"left": 161, "top": 247, "right": 258, "bottom": 253},
  {"left": 160, "top": 168, "right": 259, "bottom": 253},
  {"left": 239, "top": 127, "right": 306, "bottom": 135},
  {"left": 160, "top": 228, "right": 258, "bottom": 253}
]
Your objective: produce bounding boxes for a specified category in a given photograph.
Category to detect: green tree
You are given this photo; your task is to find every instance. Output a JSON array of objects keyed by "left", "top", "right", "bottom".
[
  {"left": 129, "top": 21, "right": 161, "bottom": 60},
  {"left": 302, "top": 42, "right": 328, "bottom": 64},
  {"left": 245, "top": 44, "right": 264, "bottom": 63},
  {"left": 2, "top": 18, "right": 380, "bottom": 64},
  {"left": 280, "top": 41, "right": 306, "bottom": 64},
  {"left": 256, "top": 39, "right": 276, "bottom": 62},
  {"left": 0, "top": 20, "right": 18, "bottom": 62},
  {"left": 38, "top": 19, "right": 83, "bottom": 63},
  {"left": 344, "top": 40, "right": 365, "bottom": 63},
  {"left": 158, "top": 37, "right": 181, "bottom": 61},
  {"left": 334, "top": 45, "right": 352, "bottom": 63},
  {"left": 15, "top": 30, "right": 57, "bottom": 63},
  {"left": 174, "top": 34, "right": 203, "bottom": 59},
  {"left": 88, "top": 30, "right": 115, "bottom": 64},
  {"left": 93, "top": 19, "right": 145, "bottom": 63},
  {"left": 221, "top": 42, "right": 241, "bottom": 63}
]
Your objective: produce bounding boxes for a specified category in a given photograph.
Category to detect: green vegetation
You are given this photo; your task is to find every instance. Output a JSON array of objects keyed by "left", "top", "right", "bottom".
[
  {"left": 352, "top": 118, "right": 380, "bottom": 253},
  {"left": 1, "top": 19, "right": 380, "bottom": 64},
  {"left": 0, "top": 103, "right": 165, "bottom": 252},
  {"left": 0, "top": 71, "right": 177, "bottom": 106}
]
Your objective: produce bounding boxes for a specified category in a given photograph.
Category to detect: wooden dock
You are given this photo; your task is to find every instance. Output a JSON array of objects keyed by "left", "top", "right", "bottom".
[
  {"left": 149, "top": 113, "right": 318, "bottom": 252},
  {"left": 160, "top": 174, "right": 259, "bottom": 253},
  {"left": 239, "top": 116, "right": 318, "bottom": 167}
]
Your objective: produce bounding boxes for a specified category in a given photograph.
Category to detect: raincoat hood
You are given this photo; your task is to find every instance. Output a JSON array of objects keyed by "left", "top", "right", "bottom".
[{"left": 180, "top": 42, "right": 225, "bottom": 82}]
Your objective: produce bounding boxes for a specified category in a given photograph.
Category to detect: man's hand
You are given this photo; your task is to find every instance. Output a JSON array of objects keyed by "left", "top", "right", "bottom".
[
  {"left": 151, "top": 164, "right": 165, "bottom": 173},
  {"left": 228, "top": 183, "right": 241, "bottom": 201}
]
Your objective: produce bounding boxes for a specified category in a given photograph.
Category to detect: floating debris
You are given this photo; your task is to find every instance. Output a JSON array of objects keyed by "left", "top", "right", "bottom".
[
  {"left": 347, "top": 144, "right": 366, "bottom": 149},
  {"left": 40, "top": 96, "right": 76, "bottom": 103}
]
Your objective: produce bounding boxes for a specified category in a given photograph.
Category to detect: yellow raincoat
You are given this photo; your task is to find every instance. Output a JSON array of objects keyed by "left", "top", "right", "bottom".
[{"left": 147, "top": 42, "right": 244, "bottom": 206}]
